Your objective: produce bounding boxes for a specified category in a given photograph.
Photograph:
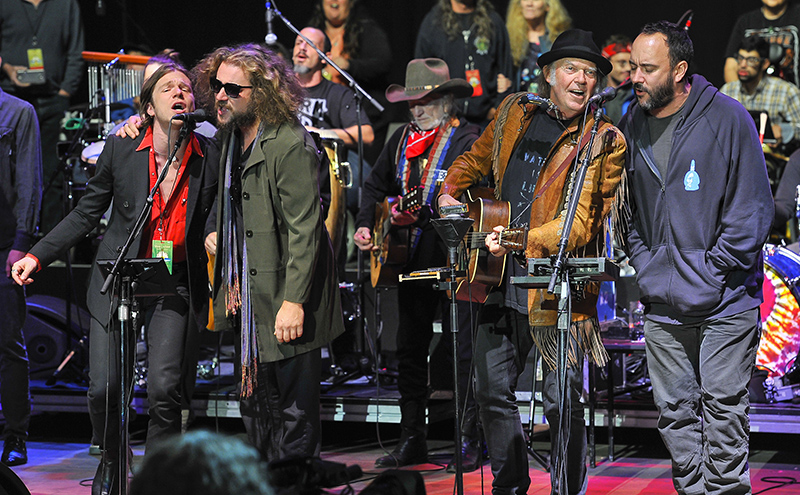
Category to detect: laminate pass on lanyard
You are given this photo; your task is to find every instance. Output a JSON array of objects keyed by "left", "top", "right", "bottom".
[{"left": 462, "top": 26, "right": 483, "bottom": 97}]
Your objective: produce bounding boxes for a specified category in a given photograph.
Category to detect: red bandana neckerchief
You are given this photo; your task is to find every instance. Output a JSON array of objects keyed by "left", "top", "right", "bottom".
[{"left": 405, "top": 127, "right": 439, "bottom": 159}]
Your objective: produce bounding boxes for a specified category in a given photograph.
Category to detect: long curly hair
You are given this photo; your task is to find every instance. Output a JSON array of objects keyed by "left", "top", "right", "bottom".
[
  {"left": 194, "top": 43, "right": 305, "bottom": 128},
  {"left": 507, "top": 0, "right": 572, "bottom": 66},
  {"left": 438, "top": 0, "right": 496, "bottom": 42},
  {"left": 308, "top": 0, "right": 364, "bottom": 58}
]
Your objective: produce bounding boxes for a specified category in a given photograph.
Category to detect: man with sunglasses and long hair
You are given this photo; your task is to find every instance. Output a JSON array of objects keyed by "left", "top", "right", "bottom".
[
  {"left": 197, "top": 43, "right": 344, "bottom": 462},
  {"left": 11, "top": 62, "right": 220, "bottom": 495}
]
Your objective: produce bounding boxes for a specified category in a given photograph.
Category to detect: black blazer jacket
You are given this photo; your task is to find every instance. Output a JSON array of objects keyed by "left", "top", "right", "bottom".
[{"left": 30, "top": 131, "right": 220, "bottom": 327}]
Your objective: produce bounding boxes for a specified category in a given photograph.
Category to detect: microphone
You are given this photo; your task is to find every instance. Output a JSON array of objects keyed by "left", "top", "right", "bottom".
[
  {"left": 265, "top": 2, "right": 278, "bottom": 46},
  {"left": 173, "top": 109, "right": 208, "bottom": 124},
  {"left": 587, "top": 86, "right": 617, "bottom": 106},
  {"left": 96, "top": 0, "right": 105, "bottom": 16},
  {"left": 519, "top": 93, "right": 558, "bottom": 113}
]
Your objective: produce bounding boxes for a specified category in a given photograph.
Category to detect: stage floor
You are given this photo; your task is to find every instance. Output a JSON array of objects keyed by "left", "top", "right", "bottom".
[{"left": 5, "top": 415, "right": 800, "bottom": 495}]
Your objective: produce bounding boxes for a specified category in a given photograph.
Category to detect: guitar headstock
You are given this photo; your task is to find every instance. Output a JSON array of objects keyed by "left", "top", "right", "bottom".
[
  {"left": 499, "top": 226, "right": 528, "bottom": 251},
  {"left": 399, "top": 186, "right": 424, "bottom": 213}
]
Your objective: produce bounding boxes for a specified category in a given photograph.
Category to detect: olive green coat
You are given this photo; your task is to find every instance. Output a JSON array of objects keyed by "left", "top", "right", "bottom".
[{"left": 212, "top": 120, "right": 344, "bottom": 362}]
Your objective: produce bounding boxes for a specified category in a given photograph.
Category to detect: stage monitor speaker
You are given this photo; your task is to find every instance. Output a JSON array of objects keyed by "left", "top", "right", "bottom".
[
  {"left": 22, "top": 294, "right": 90, "bottom": 379},
  {"left": 0, "top": 463, "right": 31, "bottom": 495}
]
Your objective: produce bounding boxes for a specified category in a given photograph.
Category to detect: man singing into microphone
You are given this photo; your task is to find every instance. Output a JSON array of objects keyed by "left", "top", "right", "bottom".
[
  {"left": 12, "top": 62, "right": 219, "bottom": 495},
  {"left": 438, "top": 29, "right": 626, "bottom": 494}
]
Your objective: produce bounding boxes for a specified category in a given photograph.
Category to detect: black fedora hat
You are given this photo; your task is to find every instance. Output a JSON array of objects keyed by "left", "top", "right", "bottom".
[
  {"left": 386, "top": 58, "right": 474, "bottom": 103},
  {"left": 537, "top": 29, "right": 612, "bottom": 75}
]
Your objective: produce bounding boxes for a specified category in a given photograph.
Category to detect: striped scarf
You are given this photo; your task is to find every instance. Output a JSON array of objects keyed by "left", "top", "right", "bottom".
[{"left": 220, "top": 131, "right": 258, "bottom": 398}]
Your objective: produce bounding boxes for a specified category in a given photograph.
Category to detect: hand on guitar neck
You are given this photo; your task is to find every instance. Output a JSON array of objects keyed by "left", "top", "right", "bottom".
[
  {"left": 486, "top": 225, "right": 513, "bottom": 257},
  {"left": 354, "top": 199, "right": 421, "bottom": 251}
]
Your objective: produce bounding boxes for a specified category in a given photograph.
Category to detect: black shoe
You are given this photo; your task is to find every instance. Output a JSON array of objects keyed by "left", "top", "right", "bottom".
[
  {"left": 446, "top": 439, "right": 483, "bottom": 473},
  {"left": 375, "top": 434, "right": 428, "bottom": 468},
  {"left": 92, "top": 457, "right": 120, "bottom": 495},
  {"left": 1, "top": 436, "right": 27, "bottom": 466}
]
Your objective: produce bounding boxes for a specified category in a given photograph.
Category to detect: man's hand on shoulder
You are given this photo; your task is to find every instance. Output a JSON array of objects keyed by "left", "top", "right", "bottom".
[{"left": 116, "top": 115, "right": 143, "bottom": 139}]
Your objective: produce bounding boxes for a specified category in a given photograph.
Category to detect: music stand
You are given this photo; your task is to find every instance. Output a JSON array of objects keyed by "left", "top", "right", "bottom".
[
  {"left": 97, "top": 258, "right": 175, "bottom": 494},
  {"left": 430, "top": 216, "right": 473, "bottom": 495}
]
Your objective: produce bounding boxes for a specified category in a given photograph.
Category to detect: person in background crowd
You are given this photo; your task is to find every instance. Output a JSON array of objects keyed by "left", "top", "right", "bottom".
[
  {"left": 415, "top": 0, "right": 513, "bottom": 127},
  {"left": 0, "top": 0, "right": 84, "bottom": 235},
  {"left": 721, "top": 35, "right": 800, "bottom": 152},
  {"left": 502, "top": 0, "right": 572, "bottom": 94},
  {"left": 601, "top": 34, "right": 635, "bottom": 124},
  {"left": 724, "top": 0, "right": 800, "bottom": 85},
  {"left": 308, "top": 0, "right": 391, "bottom": 165}
]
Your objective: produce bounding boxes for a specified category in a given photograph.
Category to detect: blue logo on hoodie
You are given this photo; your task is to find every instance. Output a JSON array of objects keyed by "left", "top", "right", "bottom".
[{"left": 684, "top": 160, "right": 700, "bottom": 191}]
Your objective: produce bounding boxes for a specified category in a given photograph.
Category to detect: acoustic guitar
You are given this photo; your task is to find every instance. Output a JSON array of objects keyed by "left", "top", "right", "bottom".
[
  {"left": 455, "top": 187, "right": 527, "bottom": 302},
  {"left": 370, "top": 187, "right": 424, "bottom": 287}
]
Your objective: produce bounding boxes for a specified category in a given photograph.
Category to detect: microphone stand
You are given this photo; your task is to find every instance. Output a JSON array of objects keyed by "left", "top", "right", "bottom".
[
  {"left": 99, "top": 119, "right": 192, "bottom": 495},
  {"left": 545, "top": 104, "right": 604, "bottom": 494},
  {"left": 269, "top": 0, "right": 386, "bottom": 381}
]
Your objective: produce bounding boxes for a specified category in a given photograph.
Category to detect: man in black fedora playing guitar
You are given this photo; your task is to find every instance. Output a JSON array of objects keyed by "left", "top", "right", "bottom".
[
  {"left": 438, "top": 29, "right": 626, "bottom": 494},
  {"left": 353, "top": 58, "right": 482, "bottom": 471}
]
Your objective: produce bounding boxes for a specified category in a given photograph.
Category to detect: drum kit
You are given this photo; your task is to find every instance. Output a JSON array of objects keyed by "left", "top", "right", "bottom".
[
  {"left": 63, "top": 51, "right": 148, "bottom": 204},
  {"left": 758, "top": 244, "right": 800, "bottom": 401}
]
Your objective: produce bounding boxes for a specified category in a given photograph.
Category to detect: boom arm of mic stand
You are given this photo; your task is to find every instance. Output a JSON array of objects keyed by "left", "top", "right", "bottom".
[
  {"left": 100, "top": 122, "right": 192, "bottom": 294},
  {"left": 270, "top": 3, "right": 385, "bottom": 114},
  {"left": 547, "top": 106, "right": 604, "bottom": 294}
]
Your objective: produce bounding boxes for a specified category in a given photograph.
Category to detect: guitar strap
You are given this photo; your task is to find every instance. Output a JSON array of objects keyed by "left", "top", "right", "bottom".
[{"left": 530, "top": 126, "right": 594, "bottom": 206}]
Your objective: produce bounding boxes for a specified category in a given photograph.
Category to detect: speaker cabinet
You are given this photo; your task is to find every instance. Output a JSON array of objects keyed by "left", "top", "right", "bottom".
[{"left": 22, "top": 295, "right": 90, "bottom": 379}]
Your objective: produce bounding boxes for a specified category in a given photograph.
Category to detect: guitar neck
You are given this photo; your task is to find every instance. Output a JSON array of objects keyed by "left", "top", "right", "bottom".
[{"left": 464, "top": 227, "right": 527, "bottom": 250}]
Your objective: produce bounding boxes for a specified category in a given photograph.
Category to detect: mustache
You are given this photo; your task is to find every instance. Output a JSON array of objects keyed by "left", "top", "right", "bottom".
[{"left": 633, "top": 82, "right": 647, "bottom": 94}]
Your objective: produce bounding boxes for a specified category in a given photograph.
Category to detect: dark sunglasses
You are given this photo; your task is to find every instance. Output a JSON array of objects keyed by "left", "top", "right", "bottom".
[{"left": 209, "top": 76, "right": 253, "bottom": 98}]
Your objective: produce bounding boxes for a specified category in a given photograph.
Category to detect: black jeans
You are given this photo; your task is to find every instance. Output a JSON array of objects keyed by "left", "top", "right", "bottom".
[
  {"left": 473, "top": 304, "right": 533, "bottom": 495},
  {"left": 239, "top": 349, "right": 322, "bottom": 462},
  {"left": 87, "top": 264, "right": 190, "bottom": 453},
  {"left": 395, "top": 280, "right": 478, "bottom": 436},
  {"left": 0, "top": 248, "right": 30, "bottom": 440}
]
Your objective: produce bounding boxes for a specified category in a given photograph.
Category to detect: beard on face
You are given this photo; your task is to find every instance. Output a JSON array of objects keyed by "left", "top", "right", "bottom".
[
  {"left": 293, "top": 63, "right": 311, "bottom": 75},
  {"left": 634, "top": 79, "right": 675, "bottom": 112},
  {"left": 216, "top": 98, "right": 258, "bottom": 133}
]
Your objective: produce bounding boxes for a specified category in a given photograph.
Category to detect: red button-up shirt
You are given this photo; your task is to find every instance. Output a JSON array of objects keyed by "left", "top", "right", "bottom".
[{"left": 136, "top": 127, "right": 203, "bottom": 263}]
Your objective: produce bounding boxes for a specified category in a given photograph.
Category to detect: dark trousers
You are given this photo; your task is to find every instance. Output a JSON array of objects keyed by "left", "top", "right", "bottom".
[
  {"left": 396, "top": 281, "right": 478, "bottom": 437},
  {"left": 87, "top": 266, "right": 190, "bottom": 454},
  {"left": 473, "top": 304, "right": 533, "bottom": 495},
  {"left": 239, "top": 349, "right": 322, "bottom": 462},
  {"left": 540, "top": 333, "right": 588, "bottom": 495},
  {"left": 26, "top": 94, "right": 69, "bottom": 234},
  {"left": 644, "top": 308, "right": 760, "bottom": 495},
  {"left": 0, "top": 249, "right": 31, "bottom": 440}
]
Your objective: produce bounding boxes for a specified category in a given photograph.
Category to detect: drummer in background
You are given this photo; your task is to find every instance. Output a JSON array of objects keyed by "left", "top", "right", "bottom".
[
  {"left": 293, "top": 27, "right": 375, "bottom": 215},
  {"left": 773, "top": 147, "right": 800, "bottom": 243},
  {"left": 11, "top": 62, "right": 220, "bottom": 495}
]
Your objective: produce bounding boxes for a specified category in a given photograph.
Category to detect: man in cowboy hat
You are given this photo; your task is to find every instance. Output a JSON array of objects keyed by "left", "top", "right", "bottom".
[
  {"left": 439, "top": 29, "right": 626, "bottom": 494},
  {"left": 354, "top": 58, "right": 483, "bottom": 471}
]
